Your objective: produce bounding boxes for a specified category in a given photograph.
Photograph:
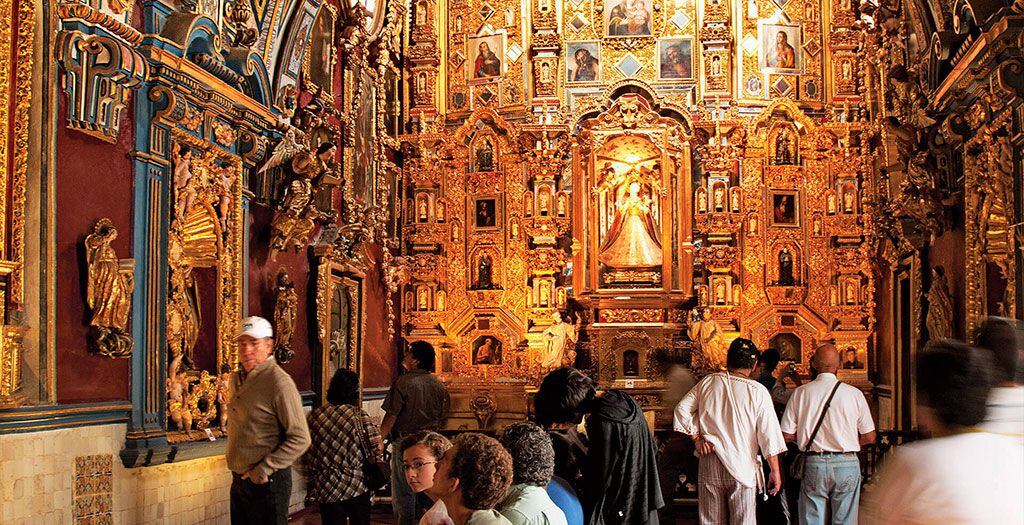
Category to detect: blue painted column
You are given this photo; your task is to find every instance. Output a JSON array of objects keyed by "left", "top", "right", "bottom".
[{"left": 121, "top": 82, "right": 173, "bottom": 467}]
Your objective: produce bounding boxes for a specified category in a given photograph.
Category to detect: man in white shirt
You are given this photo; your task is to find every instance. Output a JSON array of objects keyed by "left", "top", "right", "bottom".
[
  {"left": 674, "top": 338, "right": 787, "bottom": 525},
  {"left": 976, "top": 317, "right": 1024, "bottom": 442},
  {"left": 780, "top": 343, "right": 875, "bottom": 524},
  {"left": 861, "top": 341, "right": 1024, "bottom": 524}
]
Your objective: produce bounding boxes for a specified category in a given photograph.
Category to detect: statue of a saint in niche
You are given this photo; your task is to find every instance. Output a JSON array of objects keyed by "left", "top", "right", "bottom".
[
  {"left": 541, "top": 311, "right": 579, "bottom": 371},
  {"left": 84, "top": 219, "right": 134, "bottom": 358},
  {"left": 843, "top": 187, "right": 856, "bottom": 213},
  {"left": 778, "top": 248, "right": 795, "bottom": 285},
  {"left": 475, "top": 254, "right": 494, "bottom": 289},
  {"left": 714, "top": 280, "right": 726, "bottom": 304},
  {"left": 273, "top": 269, "right": 298, "bottom": 364},
  {"left": 731, "top": 190, "right": 740, "bottom": 212},
  {"left": 623, "top": 350, "right": 640, "bottom": 376},
  {"left": 827, "top": 193, "right": 837, "bottom": 214},
  {"left": 697, "top": 190, "right": 707, "bottom": 212},
  {"left": 476, "top": 139, "right": 494, "bottom": 172},
  {"left": 775, "top": 128, "right": 795, "bottom": 165},
  {"left": 598, "top": 180, "right": 662, "bottom": 268},
  {"left": 713, "top": 185, "right": 725, "bottom": 211}
]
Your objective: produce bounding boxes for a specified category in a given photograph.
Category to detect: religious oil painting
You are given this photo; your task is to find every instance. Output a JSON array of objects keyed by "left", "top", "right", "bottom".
[
  {"left": 353, "top": 71, "right": 377, "bottom": 207},
  {"left": 306, "top": 6, "right": 335, "bottom": 90},
  {"left": 472, "top": 335, "right": 503, "bottom": 365},
  {"left": 841, "top": 347, "right": 865, "bottom": 370},
  {"left": 657, "top": 38, "right": 694, "bottom": 80},
  {"left": 759, "top": 23, "right": 802, "bottom": 74},
  {"left": 285, "top": 10, "right": 316, "bottom": 79},
  {"left": 566, "top": 42, "right": 601, "bottom": 83},
  {"left": 769, "top": 332, "right": 803, "bottom": 362},
  {"left": 604, "top": 0, "right": 653, "bottom": 37},
  {"left": 770, "top": 190, "right": 799, "bottom": 227},
  {"left": 467, "top": 33, "right": 505, "bottom": 84},
  {"left": 473, "top": 197, "right": 499, "bottom": 229}
]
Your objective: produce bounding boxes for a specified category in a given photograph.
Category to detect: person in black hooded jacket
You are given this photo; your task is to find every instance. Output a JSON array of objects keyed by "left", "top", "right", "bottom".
[{"left": 536, "top": 367, "right": 664, "bottom": 524}]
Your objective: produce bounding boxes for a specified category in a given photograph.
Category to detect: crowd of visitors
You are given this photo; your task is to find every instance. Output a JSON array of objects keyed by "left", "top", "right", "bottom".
[{"left": 223, "top": 318, "right": 1024, "bottom": 525}]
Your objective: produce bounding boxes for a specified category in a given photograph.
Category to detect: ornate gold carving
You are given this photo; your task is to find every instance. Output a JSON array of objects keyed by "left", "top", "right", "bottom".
[
  {"left": 84, "top": 219, "right": 135, "bottom": 358},
  {"left": 56, "top": 3, "right": 143, "bottom": 44},
  {"left": 598, "top": 309, "right": 663, "bottom": 323},
  {"left": 0, "top": 326, "right": 27, "bottom": 408}
]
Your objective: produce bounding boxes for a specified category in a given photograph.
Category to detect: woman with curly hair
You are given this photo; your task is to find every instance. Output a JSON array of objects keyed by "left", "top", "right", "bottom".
[
  {"left": 400, "top": 431, "right": 454, "bottom": 525},
  {"left": 498, "top": 421, "right": 573, "bottom": 525},
  {"left": 432, "top": 433, "right": 514, "bottom": 525}
]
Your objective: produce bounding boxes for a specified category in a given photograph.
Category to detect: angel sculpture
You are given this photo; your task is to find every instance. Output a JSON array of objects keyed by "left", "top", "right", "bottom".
[{"left": 258, "top": 128, "right": 305, "bottom": 174}]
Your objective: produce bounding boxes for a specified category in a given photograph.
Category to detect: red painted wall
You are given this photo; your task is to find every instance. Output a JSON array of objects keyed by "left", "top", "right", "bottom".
[
  {"left": 54, "top": 98, "right": 133, "bottom": 404},
  {"left": 247, "top": 203, "right": 314, "bottom": 391},
  {"left": 361, "top": 244, "right": 397, "bottom": 388}
]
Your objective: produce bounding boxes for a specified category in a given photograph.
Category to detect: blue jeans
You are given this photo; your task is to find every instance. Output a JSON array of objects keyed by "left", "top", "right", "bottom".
[
  {"left": 390, "top": 442, "right": 417, "bottom": 525},
  {"left": 798, "top": 454, "right": 861, "bottom": 525}
]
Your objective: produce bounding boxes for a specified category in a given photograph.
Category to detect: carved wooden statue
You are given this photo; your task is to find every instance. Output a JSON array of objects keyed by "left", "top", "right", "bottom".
[
  {"left": 84, "top": 219, "right": 134, "bottom": 358},
  {"left": 778, "top": 248, "right": 795, "bottom": 285},
  {"left": 926, "top": 266, "right": 954, "bottom": 341},
  {"left": 273, "top": 269, "right": 298, "bottom": 363}
]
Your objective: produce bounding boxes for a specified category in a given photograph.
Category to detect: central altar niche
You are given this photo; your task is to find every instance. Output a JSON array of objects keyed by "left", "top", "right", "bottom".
[{"left": 572, "top": 91, "right": 694, "bottom": 385}]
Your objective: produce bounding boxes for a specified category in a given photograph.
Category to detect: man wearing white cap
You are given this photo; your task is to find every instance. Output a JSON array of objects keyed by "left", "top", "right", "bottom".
[{"left": 226, "top": 316, "right": 311, "bottom": 525}]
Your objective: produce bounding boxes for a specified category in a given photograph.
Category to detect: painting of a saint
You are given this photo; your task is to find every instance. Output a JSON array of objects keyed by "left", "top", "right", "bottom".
[
  {"left": 658, "top": 39, "right": 693, "bottom": 79},
  {"left": 771, "top": 192, "right": 798, "bottom": 226},
  {"left": 473, "top": 336, "right": 502, "bottom": 365},
  {"left": 474, "top": 199, "right": 497, "bottom": 229},
  {"left": 842, "top": 348, "right": 864, "bottom": 369},
  {"left": 605, "top": 0, "right": 653, "bottom": 37},
  {"left": 761, "top": 24, "right": 802, "bottom": 73},
  {"left": 769, "top": 332, "right": 802, "bottom": 362},
  {"left": 352, "top": 72, "right": 376, "bottom": 206},
  {"left": 467, "top": 34, "right": 504, "bottom": 83},
  {"left": 567, "top": 42, "right": 600, "bottom": 82}
]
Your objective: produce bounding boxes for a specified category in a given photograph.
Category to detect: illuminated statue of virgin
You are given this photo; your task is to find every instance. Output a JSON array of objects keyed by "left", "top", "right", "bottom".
[{"left": 598, "top": 180, "right": 662, "bottom": 268}]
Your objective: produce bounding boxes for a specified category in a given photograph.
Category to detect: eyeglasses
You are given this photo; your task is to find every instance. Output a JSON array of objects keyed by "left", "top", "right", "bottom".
[{"left": 402, "top": 461, "right": 437, "bottom": 472}]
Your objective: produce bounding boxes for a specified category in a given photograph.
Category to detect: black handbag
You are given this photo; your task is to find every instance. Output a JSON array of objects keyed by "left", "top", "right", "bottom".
[
  {"left": 789, "top": 382, "right": 841, "bottom": 480},
  {"left": 357, "top": 412, "right": 391, "bottom": 491}
]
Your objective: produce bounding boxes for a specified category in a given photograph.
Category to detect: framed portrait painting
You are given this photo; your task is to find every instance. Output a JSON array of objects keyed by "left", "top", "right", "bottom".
[
  {"left": 604, "top": 0, "right": 653, "bottom": 37},
  {"left": 473, "top": 196, "right": 500, "bottom": 230},
  {"left": 472, "top": 336, "right": 503, "bottom": 365},
  {"left": 759, "top": 23, "right": 802, "bottom": 74},
  {"left": 566, "top": 41, "right": 600, "bottom": 83},
  {"left": 466, "top": 32, "right": 505, "bottom": 84},
  {"left": 305, "top": 5, "right": 335, "bottom": 91},
  {"left": 657, "top": 38, "right": 694, "bottom": 80},
  {"left": 769, "top": 190, "right": 799, "bottom": 227}
]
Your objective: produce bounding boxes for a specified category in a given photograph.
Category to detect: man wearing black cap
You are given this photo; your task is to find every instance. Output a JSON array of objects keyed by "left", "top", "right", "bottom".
[{"left": 674, "top": 338, "right": 787, "bottom": 525}]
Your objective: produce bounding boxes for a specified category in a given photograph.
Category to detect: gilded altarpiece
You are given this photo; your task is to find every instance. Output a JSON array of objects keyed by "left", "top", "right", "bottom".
[{"left": 572, "top": 93, "right": 695, "bottom": 385}]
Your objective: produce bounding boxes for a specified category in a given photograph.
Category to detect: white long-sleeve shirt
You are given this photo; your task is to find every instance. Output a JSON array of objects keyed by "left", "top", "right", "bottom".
[{"left": 673, "top": 371, "right": 787, "bottom": 488}]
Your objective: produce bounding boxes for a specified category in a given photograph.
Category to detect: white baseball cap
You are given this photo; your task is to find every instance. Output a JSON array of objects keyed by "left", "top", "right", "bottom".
[{"left": 236, "top": 316, "right": 273, "bottom": 340}]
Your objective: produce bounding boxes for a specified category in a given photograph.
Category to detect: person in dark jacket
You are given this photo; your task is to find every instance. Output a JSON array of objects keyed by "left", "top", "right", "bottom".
[{"left": 536, "top": 367, "right": 664, "bottom": 524}]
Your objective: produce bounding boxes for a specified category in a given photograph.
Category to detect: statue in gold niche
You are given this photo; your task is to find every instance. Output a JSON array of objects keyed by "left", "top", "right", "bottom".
[
  {"left": 541, "top": 311, "right": 579, "bottom": 371},
  {"left": 689, "top": 308, "right": 728, "bottom": 373},
  {"left": 599, "top": 179, "right": 662, "bottom": 268},
  {"left": 273, "top": 269, "right": 298, "bottom": 363},
  {"left": 84, "top": 219, "right": 134, "bottom": 358}
]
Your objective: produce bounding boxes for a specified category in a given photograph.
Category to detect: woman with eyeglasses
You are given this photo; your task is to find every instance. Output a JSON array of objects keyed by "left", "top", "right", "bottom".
[{"left": 400, "top": 430, "right": 455, "bottom": 525}]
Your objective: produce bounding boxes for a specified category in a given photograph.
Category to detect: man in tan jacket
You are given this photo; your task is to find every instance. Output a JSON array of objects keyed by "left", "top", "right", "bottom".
[{"left": 226, "top": 316, "right": 310, "bottom": 525}]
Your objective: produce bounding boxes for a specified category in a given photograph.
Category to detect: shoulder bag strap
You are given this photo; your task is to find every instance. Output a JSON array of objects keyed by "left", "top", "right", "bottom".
[
  {"left": 354, "top": 409, "right": 376, "bottom": 461},
  {"left": 803, "top": 382, "right": 842, "bottom": 452}
]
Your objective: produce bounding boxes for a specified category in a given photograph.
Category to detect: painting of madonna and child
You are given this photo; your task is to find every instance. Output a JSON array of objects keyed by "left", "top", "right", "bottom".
[{"left": 605, "top": 0, "right": 653, "bottom": 37}]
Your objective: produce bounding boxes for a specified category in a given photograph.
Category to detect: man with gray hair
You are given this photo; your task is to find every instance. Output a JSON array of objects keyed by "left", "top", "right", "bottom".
[
  {"left": 226, "top": 316, "right": 311, "bottom": 525},
  {"left": 781, "top": 343, "right": 875, "bottom": 524},
  {"left": 498, "top": 421, "right": 569, "bottom": 525}
]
